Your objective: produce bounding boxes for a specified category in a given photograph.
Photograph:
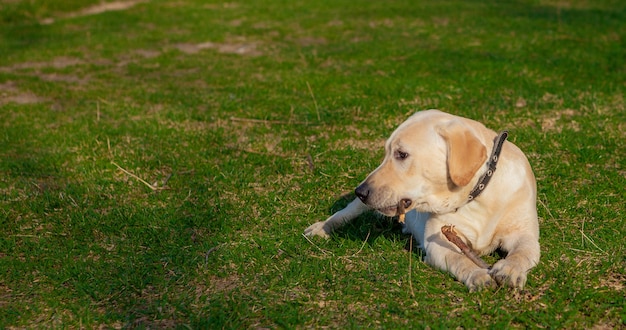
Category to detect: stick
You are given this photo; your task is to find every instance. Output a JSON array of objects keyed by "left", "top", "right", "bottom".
[
  {"left": 397, "top": 201, "right": 406, "bottom": 224},
  {"left": 306, "top": 153, "right": 315, "bottom": 171},
  {"left": 408, "top": 234, "right": 415, "bottom": 297},
  {"left": 350, "top": 231, "right": 371, "bottom": 257},
  {"left": 302, "top": 233, "right": 333, "bottom": 256},
  {"left": 441, "top": 225, "right": 490, "bottom": 269},
  {"left": 111, "top": 161, "right": 162, "bottom": 191}
]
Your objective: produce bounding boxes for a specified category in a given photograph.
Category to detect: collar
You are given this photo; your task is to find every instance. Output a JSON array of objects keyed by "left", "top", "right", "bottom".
[{"left": 467, "top": 131, "right": 508, "bottom": 202}]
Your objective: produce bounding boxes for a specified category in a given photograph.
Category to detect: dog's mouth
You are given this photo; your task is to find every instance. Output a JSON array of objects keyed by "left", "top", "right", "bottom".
[
  {"left": 376, "top": 205, "right": 398, "bottom": 215},
  {"left": 376, "top": 199, "right": 412, "bottom": 217}
]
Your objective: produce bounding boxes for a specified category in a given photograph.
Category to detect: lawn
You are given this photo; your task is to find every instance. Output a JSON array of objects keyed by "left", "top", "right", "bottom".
[{"left": 0, "top": 0, "right": 624, "bottom": 328}]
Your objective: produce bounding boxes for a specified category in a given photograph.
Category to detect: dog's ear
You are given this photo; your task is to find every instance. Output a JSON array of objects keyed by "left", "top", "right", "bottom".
[{"left": 437, "top": 120, "right": 487, "bottom": 187}]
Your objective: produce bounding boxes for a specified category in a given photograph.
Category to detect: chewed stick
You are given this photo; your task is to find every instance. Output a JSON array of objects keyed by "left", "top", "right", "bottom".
[
  {"left": 441, "top": 225, "right": 490, "bottom": 269},
  {"left": 397, "top": 201, "right": 406, "bottom": 224}
]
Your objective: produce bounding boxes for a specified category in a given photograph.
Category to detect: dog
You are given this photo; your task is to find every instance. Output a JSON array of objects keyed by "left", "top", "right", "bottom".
[{"left": 304, "top": 110, "right": 540, "bottom": 290}]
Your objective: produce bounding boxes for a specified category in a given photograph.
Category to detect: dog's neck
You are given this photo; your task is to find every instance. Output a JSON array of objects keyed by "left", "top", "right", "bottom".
[{"left": 467, "top": 131, "right": 508, "bottom": 202}]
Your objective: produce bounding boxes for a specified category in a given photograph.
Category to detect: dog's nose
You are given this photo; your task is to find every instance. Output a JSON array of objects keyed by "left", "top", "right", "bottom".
[{"left": 355, "top": 183, "right": 370, "bottom": 203}]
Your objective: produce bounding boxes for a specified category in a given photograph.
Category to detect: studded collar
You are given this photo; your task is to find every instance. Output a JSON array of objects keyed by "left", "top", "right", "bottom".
[{"left": 467, "top": 131, "right": 509, "bottom": 202}]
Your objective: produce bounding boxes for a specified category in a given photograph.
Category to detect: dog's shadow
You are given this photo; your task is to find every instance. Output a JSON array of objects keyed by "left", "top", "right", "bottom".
[{"left": 327, "top": 193, "right": 419, "bottom": 254}]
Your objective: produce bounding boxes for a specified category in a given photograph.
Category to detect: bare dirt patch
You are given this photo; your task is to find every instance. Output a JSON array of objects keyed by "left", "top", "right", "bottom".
[
  {"left": 331, "top": 123, "right": 385, "bottom": 151},
  {"left": 41, "top": 0, "right": 148, "bottom": 25},
  {"left": 0, "top": 81, "right": 47, "bottom": 105},
  {"left": 133, "top": 49, "right": 162, "bottom": 59},
  {"left": 595, "top": 272, "right": 625, "bottom": 292},
  {"left": 540, "top": 109, "right": 579, "bottom": 132},
  {"left": 538, "top": 0, "right": 610, "bottom": 11},
  {"left": 294, "top": 37, "right": 328, "bottom": 47},
  {"left": 39, "top": 73, "right": 89, "bottom": 84},
  {"left": 0, "top": 56, "right": 85, "bottom": 71},
  {"left": 0, "top": 57, "right": 90, "bottom": 99},
  {"left": 174, "top": 40, "right": 261, "bottom": 56},
  {"left": 2, "top": 93, "right": 46, "bottom": 105},
  {"left": 204, "top": 2, "right": 240, "bottom": 10},
  {"left": 76, "top": 0, "right": 147, "bottom": 16}
]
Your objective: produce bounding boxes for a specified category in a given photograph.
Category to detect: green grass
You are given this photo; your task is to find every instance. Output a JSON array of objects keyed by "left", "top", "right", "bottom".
[{"left": 1, "top": 0, "right": 624, "bottom": 328}]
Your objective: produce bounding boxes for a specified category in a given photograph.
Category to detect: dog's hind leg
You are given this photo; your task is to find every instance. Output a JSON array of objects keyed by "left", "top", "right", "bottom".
[{"left": 304, "top": 198, "right": 371, "bottom": 238}]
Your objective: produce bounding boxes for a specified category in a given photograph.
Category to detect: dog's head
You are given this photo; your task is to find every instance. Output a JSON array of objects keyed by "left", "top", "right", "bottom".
[{"left": 355, "top": 110, "right": 488, "bottom": 216}]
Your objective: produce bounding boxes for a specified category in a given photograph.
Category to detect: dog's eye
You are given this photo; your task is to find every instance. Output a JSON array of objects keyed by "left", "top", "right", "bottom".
[{"left": 395, "top": 150, "right": 409, "bottom": 160}]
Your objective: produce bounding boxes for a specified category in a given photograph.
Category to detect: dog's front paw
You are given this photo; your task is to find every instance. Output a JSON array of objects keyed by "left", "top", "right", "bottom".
[
  {"left": 488, "top": 259, "right": 528, "bottom": 289},
  {"left": 304, "top": 221, "right": 331, "bottom": 238},
  {"left": 464, "top": 268, "right": 496, "bottom": 292}
]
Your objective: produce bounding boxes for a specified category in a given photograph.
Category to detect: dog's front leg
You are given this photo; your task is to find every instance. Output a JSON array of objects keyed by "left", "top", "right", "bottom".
[
  {"left": 422, "top": 223, "right": 495, "bottom": 291},
  {"left": 488, "top": 234, "right": 540, "bottom": 289},
  {"left": 304, "top": 198, "right": 370, "bottom": 238}
]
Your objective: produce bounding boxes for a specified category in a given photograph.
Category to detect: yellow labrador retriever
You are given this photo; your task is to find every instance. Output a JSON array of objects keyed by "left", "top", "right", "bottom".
[{"left": 305, "top": 110, "right": 540, "bottom": 290}]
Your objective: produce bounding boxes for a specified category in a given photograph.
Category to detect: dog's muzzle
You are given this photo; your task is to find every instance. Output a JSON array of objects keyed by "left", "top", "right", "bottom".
[{"left": 355, "top": 183, "right": 412, "bottom": 215}]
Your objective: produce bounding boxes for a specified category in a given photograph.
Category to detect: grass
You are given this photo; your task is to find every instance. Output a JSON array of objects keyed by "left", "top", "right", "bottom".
[{"left": 1, "top": 0, "right": 624, "bottom": 328}]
